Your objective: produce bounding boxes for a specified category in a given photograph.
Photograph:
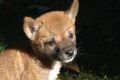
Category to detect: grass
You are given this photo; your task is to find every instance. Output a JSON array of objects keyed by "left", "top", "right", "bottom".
[
  {"left": 59, "top": 71, "right": 120, "bottom": 80},
  {"left": 0, "top": 42, "right": 6, "bottom": 52}
]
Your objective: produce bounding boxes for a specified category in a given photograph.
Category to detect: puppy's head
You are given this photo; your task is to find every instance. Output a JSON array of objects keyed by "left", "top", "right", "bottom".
[{"left": 23, "top": 0, "right": 79, "bottom": 63}]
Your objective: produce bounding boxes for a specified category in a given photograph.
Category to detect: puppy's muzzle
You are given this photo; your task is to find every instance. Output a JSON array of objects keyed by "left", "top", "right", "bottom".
[
  {"left": 53, "top": 46, "right": 77, "bottom": 63},
  {"left": 65, "top": 50, "right": 74, "bottom": 57},
  {"left": 63, "top": 47, "right": 77, "bottom": 63}
]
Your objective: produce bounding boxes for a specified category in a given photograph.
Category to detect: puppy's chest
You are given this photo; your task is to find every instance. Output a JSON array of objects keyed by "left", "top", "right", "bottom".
[
  {"left": 23, "top": 58, "right": 61, "bottom": 80},
  {"left": 26, "top": 59, "right": 49, "bottom": 79},
  {"left": 48, "top": 61, "right": 61, "bottom": 80}
]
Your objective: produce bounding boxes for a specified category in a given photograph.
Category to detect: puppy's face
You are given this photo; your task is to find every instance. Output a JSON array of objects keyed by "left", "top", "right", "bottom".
[{"left": 23, "top": 0, "right": 79, "bottom": 63}]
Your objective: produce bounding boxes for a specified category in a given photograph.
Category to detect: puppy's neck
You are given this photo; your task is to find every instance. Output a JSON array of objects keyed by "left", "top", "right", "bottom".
[
  {"left": 35, "top": 53, "right": 56, "bottom": 69},
  {"left": 28, "top": 46, "right": 59, "bottom": 69},
  {"left": 30, "top": 50, "right": 62, "bottom": 80}
]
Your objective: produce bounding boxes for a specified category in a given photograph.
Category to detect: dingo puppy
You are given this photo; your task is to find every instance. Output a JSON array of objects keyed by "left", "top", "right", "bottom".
[{"left": 0, "top": 0, "right": 79, "bottom": 80}]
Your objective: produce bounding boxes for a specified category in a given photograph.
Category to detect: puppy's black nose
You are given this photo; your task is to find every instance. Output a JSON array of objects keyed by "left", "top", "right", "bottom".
[{"left": 65, "top": 50, "right": 74, "bottom": 57}]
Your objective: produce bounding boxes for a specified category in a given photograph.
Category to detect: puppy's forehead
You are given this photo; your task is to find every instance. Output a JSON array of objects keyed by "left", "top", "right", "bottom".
[{"left": 35, "top": 11, "right": 74, "bottom": 32}]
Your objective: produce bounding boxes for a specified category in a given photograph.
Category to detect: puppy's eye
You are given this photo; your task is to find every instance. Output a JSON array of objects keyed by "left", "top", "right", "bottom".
[
  {"left": 48, "top": 40, "right": 56, "bottom": 46},
  {"left": 69, "top": 32, "right": 74, "bottom": 39},
  {"left": 45, "top": 38, "right": 56, "bottom": 46}
]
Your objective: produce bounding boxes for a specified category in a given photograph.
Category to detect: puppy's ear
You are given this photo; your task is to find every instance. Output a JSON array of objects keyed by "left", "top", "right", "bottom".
[
  {"left": 23, "top": 17, "right": 40, "bottom": 40},
  {"left": 65, "top": 0, "right": 79, "bottom": 23}
]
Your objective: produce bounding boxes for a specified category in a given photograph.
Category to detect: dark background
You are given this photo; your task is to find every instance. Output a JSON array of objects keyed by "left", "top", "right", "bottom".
[{"left": 0, "top": 0, "right": 120, "bottom": 76}]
